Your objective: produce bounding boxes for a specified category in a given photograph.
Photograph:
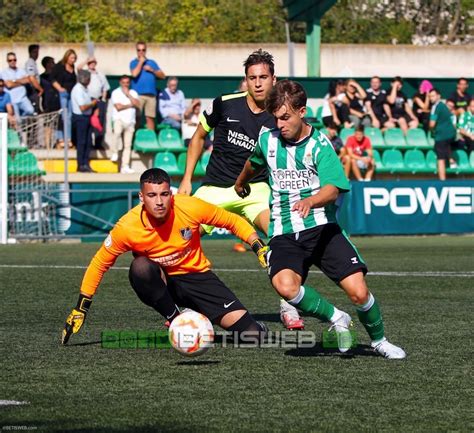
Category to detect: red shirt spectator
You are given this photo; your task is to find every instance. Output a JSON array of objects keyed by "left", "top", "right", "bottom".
[{"left": 346, "top": 134, "right": 372, "bottom": 157}]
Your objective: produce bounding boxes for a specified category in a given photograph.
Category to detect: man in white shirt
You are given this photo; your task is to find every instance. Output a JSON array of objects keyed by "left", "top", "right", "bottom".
[
  {"left": 24, "top": 44, "right": 44, "bottom": 113},
  {"left": 71, "top": 70, "right": 97, "bottom": 172},
  {"left": 110, "top": 75, "right": 140, "bottom": 174},
  {"left": 2, "top": 52, "right": 36, "bottom": 118},
  {"left": 159, "top": 76, "right": 185, "bottom": 130}
]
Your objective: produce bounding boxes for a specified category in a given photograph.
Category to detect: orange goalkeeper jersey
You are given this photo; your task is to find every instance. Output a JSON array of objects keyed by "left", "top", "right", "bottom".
[{"left": 80, "top": 194, "right": 255, "bottom": 296}]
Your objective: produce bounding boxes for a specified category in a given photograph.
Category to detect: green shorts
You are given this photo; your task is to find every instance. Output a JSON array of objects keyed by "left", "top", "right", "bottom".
[{"left": 194, "top": 182, "right": 270, "bottom": 234}]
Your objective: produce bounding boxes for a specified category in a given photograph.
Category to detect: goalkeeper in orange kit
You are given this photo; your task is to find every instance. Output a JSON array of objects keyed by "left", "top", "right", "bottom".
[{"left": 61, "top": 168, "right": 269, "bottom": 345}]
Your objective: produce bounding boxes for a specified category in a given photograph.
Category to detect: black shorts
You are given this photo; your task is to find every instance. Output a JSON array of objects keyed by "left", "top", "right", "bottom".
[
  {"left": 167, "top": 271, "right": 245, "bottom": 322},
  {"left": 393, "top": 112, "right": 411, "bottom": 123},
  {"left": 434, "top": 139, "right": 454, "bottom": 160},
  {"left": 374, "top": 111, "right": 388, "bottom": 125},
  {"left": 267, "top": 223, "right": 368, "bottom": 284}
]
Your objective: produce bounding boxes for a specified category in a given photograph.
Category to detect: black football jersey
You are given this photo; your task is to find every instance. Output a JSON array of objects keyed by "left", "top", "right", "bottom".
[
  {"left": 199, "top": 91, "right": 276, "bottom": 187},
  {"left": 365, "top": 88, "right": 388, "bottom": 116}
]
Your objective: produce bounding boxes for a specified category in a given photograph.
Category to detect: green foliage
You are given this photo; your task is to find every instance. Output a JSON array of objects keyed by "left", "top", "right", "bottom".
[{"left": 0, "top": 0, "right": 468, "bottom": 44}]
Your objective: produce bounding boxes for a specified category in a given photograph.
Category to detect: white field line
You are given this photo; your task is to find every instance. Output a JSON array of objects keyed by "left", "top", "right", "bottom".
[
  {"left": 0, "top": 264, "right": 473, "bottom": 277},
  {"left": 0, "top": 400, "right": 29, "bottom": 406}
]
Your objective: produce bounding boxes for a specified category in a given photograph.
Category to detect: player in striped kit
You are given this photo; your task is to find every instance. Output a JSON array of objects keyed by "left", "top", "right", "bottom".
[{"left": 235, "top": 80, "right": 406, "bottom": 359}]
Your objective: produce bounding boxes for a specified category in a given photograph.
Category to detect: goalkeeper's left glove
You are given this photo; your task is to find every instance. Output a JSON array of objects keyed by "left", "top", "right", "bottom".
[
  {"left": 61, "top": 293, "right": 93, "bottom": 345},
  {"left": 251, "top": 238, "right": 269, "bottom": 269}
]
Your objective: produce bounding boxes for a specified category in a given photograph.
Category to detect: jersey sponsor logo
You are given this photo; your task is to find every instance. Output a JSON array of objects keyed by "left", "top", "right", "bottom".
[
  {"left": 364, "top": 187, "right": 473, "bottom": 215},
  {"left": 226, "top": 117, "right": 240, "bottom": 123},
  {"left": 150, "top": 247, "right": 192, "bottom": 267},
  {"left": 104, "top": 234, "right": 112, "bottom": 248},
  {"left": 180, "top": 227, "right": 192, "bottom": 240},
  {"left": 227, "top": 130, "right": 256, "bottom": 150},
  {"left": 272, "top": 169, "right": 315, "bottom": 190}
]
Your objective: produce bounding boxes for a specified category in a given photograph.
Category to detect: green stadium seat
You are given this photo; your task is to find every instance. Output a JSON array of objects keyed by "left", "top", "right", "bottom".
[
  {"left": 470, "top": 151, "right": 474, "bottom": 169},
  {"left": 372, "top": 149, "right": 389, "bottom": 173},
  {"left": 404, "top": 149, "right": 429, "bottom": 173},
  {"left": 177, "top": 152, "right": 205, "bottom": 177},
  {"left": 200, "top": 151, "right": 211, "bottom": 171},
  {"left": 158, "top": 128, "right": 184, "bottom": 150},
  {"left": 153, "top": 151, "right": 181, "bottom": 176},
  {"left": 384, "top": 128, "right": 406, "bottom": 148},
  {"left": 340, "top": 127, "right": 354, "bottom": 144},
  {"left": 447, "top": 149, "right": 473, "bottom": 174},
  {"left": 156, "top": 123, "right": 171, "bottom": 131},
  {"left": 365, "top": 127, "right": 385, "bottom": 148},
  {"left": 426, "top": 150, "right": 437, "bottom": 172},
  {"left": 7, "top": 129, "right": 27, "bottom": 152},
  {"left": 406, "top": 129, "right": 429, "bottom": 148},
  {"left": 305, "top": 106, "right": 315, "bottom": 118},
  {"left": 8, "top": 151, "right": 45, "bottom": 176},
  {"left": 427, "top": 132, "right": 434, "bottom": 147},
  {"left": 382, "top": 149, "right": 405, "bottom": 173},
  {"left": 133, "top": 129, "right": 159, "bottom": 153}
]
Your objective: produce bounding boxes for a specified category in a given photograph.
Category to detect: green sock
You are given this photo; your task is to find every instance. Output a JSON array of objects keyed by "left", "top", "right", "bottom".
[
  {"left": 356, "top": 293, "right": 385, "bottom": 342},
  {"left": 293, "top": 285, "right": 335, "bottom": 322}
]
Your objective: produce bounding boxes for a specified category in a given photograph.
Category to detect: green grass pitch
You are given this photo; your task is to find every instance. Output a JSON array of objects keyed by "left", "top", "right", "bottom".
[{"left": 1, "top": 236, "right": 473, "bottom": 432}]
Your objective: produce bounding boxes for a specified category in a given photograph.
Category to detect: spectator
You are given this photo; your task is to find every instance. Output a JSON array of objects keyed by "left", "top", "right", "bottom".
[
  {"left": 130, "top": 41, "right": 166, "bottom": 131},
  {"left": 1, "top": 52, "right": 35, "bottom": 119},
  {"left": 51, "top": 49, "right": 77, "bottom": 148},
  {"left": 343, "top": 79, "right": 370, "bottom": 128},
  {"left": 457, "top": 98, "right": 474, "bottom": 153},
  {"left": 429, "top": 88, "right": 457, "bottom": 181},
  {"left": 110, "top": 75, "right": 140, "bottom": 174},
  {"left": 0, "top": 78, "right": 16, "bottom": 128},
  {"left": 449, "top": 78, "right": 471, "bottom": 116},
  {"left": 78, "top": 56, "right": 110, "bottom": 149},
  {"left": 182, "top": 98, "right": 212, "bottom": 150},
  {"left": 365, "top": 76, "right": 395, "bottom": 130},
  {"left": 412, "top": 80, "right": 433, "bottom": 132},
  {"left": 387, "top": 76, "right": 419, "bottom": 134},
  {"left": 40, "top": 56, "right": 61, "bottom": 148},
  {"left": 24, "top": 44, "right": 43, "bottom": 113},
  {"left": 345, "top": 125, "right": 375, "bottom": 181},
  {"left": 324, "top": 121, "right": 350, "bottom": 178},
  {"left": 71, "top": 70, "right": 97, "bottom": 173},
  {"left": 322, "top": 79, "right": 352, "bottom": 128},
  {"left": 158, "top": 76, "right": 185, "bottom": 130}
]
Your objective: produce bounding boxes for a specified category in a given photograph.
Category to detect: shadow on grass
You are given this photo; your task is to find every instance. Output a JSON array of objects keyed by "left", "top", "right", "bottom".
[
  {"left": 252, "top": 313, "right": 280, "bottom": 323},
  {"left": 64, "top": 340, "right": 103, "bottom": 347},
  {"left": 285, "top": 343, "right": 378, "bottom": 358},
  {"left": 175, "top": 360, "right": 221, "bottom": 366}
]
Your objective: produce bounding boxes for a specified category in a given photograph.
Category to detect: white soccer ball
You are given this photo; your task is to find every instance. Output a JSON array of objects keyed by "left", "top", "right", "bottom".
[{"left": 169, "top": 310, "right": 214, "bottom": 357}]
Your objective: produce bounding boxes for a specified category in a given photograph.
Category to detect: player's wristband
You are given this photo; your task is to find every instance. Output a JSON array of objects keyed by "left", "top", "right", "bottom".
[
  {"left": 76, "top": 293, "right": 93, "bottom": 314},
  {"left": 251, "top": 238, "right": 266, "bottom": 255}
]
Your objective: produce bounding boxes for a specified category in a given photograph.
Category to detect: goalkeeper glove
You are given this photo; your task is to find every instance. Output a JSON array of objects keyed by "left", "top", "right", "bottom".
[
  {"left": 251, "top": 238, "right": 269, "bottom": 269},
  {"left": 61, "top": 293, "right": 92, "bottom": 345}
]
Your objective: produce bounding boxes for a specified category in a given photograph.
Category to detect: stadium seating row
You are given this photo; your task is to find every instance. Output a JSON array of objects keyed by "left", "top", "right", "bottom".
[
  {"left": 153, "top": 151, "right": 211, "bottom": 176},
  {"left": 134, "top": 128, "right": 185, "bottom": 153},
  {"left": 374, "top": 149, "right": 474, "bottom": 174},
  {"left": 319, "top": 126, "right": 435, "bottom": 150},
  {"left": 8, "top": 151, "right": 45, "bottom": 176}
]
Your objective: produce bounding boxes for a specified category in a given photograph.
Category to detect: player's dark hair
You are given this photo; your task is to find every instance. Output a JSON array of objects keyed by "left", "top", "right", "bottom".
[
  {"left": 392, "top": 76, "right": 403, "bottom": 84},
  {"left": 41, "top": 56, "right": 54, "bottom": 69},
  {"left": 243, "top": 49, "right": 274, "bottom": 76},
  {"left": 119, "top": 74, "right": 131, "bottom": 81},
  {"left": 136, "top": 41, "right": 147, "bottom": 48},
  {"left": 6, "top": 52, "right": 15, "bottom": 59},
  {"left": 265, "top": 80, "right": 307, "bottom": 114},
  {"left": 327, "top": 121, "right": 338, "bottom": 130},
  {"left": 371, "top": 76, "right": 381, "bottom": 81},
  {"left": 355, "top": 125, "right": 365, "bottom": 133},
  {"left": 140, "top": 168, "right": 171, "bottom": 188},
  {"left": 430, "top": 88, "right": 440, "bottom": 95},
  {"left": 28, "top": 44, "right": 39, "bottom": 54},
  {"left": 457, "top": 77, "right": 467, "bottom": 84}
]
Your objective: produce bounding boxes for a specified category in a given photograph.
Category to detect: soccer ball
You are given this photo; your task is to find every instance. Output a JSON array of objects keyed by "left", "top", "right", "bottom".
[{"left": 169, "top": 310, "right": 214, "bottom": 357}]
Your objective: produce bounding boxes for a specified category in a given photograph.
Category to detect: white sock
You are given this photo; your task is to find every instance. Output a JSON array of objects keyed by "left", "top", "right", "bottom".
[
  {"left": 355, "top": 293, "right": 375, "bottom": 312},
  {"left": 288, "top": 286, "right": 305, "bottom": 305}
]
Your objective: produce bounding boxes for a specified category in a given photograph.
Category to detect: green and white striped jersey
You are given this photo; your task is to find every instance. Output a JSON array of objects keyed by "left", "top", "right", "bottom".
[{"left": 250, "top": 127, "right": 350, "bottom": 237}]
